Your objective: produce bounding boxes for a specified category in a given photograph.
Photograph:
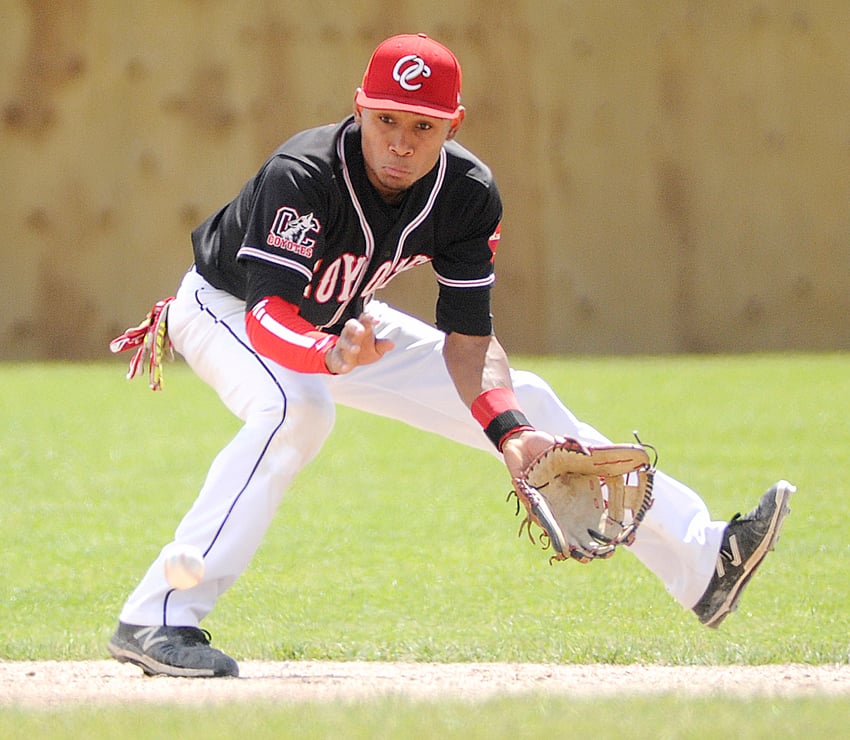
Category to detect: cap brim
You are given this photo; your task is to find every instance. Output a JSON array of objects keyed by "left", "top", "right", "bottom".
[{"left": 355, "top": 88, "right": 460, "bottom": 119}]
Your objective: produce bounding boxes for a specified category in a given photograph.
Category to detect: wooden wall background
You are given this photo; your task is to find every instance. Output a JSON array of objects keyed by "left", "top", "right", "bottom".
[{"left": 1, "top": 0, "right": 848, "bottom": 358}]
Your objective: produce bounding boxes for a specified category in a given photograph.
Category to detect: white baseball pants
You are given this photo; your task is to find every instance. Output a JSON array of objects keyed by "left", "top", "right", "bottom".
[{"left": 119, "top": 268, "right": 726, "bottom": 627}]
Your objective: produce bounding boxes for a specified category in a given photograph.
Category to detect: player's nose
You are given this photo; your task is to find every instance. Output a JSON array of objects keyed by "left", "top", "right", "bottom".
[{"left": 389, "top": 131, "right": 413, "bottom": 156}]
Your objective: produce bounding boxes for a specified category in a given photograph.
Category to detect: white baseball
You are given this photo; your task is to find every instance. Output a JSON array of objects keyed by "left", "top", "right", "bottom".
[{"left": 162, "top": 543, "right": 205, "bottom": 590}]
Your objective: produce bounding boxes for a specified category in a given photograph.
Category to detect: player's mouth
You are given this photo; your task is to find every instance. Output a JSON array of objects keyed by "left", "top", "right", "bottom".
[{"left": 381, "top": 164, "right": 411, "bottom": 179}]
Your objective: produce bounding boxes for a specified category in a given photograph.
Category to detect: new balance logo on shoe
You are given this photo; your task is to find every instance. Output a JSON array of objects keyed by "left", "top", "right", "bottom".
[
  {"left": 716, "top": 534, "right": 743, "bottom": 576},
  {"left": 133, "top": 625, "right": 169, "bottom": 653}
]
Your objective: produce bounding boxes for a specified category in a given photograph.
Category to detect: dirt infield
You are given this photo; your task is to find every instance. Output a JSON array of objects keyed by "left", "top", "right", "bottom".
[{"left": 2, "top": 661, "right": 850, "bottom": 706}]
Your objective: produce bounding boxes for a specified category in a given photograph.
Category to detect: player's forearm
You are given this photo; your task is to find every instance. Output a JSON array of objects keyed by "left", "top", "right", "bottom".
[
  {"left": 444, "top": 332, "right": 534, "bottom": 451},
  {"left": 245, "top": 296, "right": 337, "bottom": 374},
  {"left": 442, "top": 332, "right": 510, "bottom": 406}
]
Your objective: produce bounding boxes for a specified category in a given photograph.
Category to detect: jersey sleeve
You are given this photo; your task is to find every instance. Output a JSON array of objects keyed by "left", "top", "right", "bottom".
[
  {"left": 244, "top": 259, "right": 306, "bottom": 312},
  {"left": 432, "top": 173, "right": 503, "bottom": 336},
  {"left": 237, "top": 155, "right": 328, "bottom": 306}
]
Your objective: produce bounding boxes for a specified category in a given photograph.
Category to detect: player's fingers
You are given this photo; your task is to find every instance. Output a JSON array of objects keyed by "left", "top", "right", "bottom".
[
  {"left": 325, "top": 319, "right": 363, "bottom": 374},
  {"left": 343, "top": 316, "right": 366, "bottom": 339},
  {"left": 355, "top": 312, "right": 393, "bottom": 363},
  {"left": 329, "top": 315, "right": 391, "bottom": 372},
  {"left": 356, "top": 313, "right": 378, "bottom": 342},
  {"left": 339, "top": 319, "right": 365, "bottom": 353},
  {"left": 375, "top": 338, "right": 395, "bottom": 357}
]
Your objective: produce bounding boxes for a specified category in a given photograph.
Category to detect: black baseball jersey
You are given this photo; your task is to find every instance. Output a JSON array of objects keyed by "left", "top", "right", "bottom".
[{"left": 191, "top": 116, "right": 502, "bottom": 336}]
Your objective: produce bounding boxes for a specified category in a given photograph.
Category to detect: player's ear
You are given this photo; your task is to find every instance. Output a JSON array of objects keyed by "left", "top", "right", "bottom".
[
  {"left": 446, "top": 107, "right": 465, "bottom": 140},
  {"left": 353, "top": 93, "right": 363, "bottom": 123}
]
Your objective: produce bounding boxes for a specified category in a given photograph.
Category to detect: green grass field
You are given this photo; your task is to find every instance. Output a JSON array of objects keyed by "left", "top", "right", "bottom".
[{"left": 1, "top": 354, "right": 848, "bottom": 736}]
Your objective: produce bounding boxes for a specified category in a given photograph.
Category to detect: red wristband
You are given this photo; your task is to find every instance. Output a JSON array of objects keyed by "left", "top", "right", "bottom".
[
  {"left": 471, "top": 388, "right": 534, "bottom": 451},
  {"left": 471, "top": 388, "right": 522, "bottom": 427}
]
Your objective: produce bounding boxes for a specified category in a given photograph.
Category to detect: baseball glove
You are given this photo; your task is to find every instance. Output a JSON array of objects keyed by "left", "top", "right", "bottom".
[{"left": 510, "top": 437, "right": 655, "bottom": 563}]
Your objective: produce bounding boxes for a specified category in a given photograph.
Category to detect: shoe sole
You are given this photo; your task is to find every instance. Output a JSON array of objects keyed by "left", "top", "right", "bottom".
[
  {"left": 108, "top": 638, "right": 221, "bottom": 678},
  {"left": 702, "top": 480, "right": 795, "bottom": 628}
]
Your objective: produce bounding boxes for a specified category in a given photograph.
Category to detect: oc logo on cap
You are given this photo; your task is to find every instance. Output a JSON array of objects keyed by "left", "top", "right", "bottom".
[{"left": 393, "top": 55, "right": 432, "bottom": 91}]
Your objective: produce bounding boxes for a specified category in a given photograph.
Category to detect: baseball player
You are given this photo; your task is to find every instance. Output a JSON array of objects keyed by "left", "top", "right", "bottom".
[{"left": 107, "top": 34, "right": 793, "bottom": 678}]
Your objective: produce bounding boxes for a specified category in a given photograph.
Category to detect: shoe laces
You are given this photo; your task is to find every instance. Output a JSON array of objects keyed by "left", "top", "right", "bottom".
[
  {"left": 171, "top": 626, "right": 213, "bottom": 646},
  {"left": 728, "top": 505, "right": 767, "bottom": 530}
]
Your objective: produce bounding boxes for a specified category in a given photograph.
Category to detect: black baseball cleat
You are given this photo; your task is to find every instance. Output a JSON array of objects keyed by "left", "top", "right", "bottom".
[
  {"left": 692, "top": 480, "right": 795, "bottom": 628},
  {"left": 107, "top": 622, "right": 239, "bottom": 677}
]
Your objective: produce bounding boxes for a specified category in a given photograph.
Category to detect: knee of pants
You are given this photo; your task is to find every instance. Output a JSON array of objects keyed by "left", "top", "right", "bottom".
[{"left": 249, "top": 381, "right": 336, "bottom": 466}]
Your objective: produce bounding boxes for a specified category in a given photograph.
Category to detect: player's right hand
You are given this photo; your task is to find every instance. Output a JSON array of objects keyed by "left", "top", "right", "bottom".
[{"left": 325, "top": 313, "right": 395, "bottom": 374}]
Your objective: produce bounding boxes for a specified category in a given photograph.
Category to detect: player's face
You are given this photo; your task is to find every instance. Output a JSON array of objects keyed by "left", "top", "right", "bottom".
[{"left": 355, "top": 107, "right": 461, "bottom": 203}]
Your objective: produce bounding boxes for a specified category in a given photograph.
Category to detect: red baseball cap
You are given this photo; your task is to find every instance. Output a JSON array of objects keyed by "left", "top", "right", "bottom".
[{"left": 355, "top": 33, "right": 463, "bottom": 119}]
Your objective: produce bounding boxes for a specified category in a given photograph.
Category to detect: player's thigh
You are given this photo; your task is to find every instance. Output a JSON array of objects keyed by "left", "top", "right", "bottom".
[{"left": 169, "top": 270, "right": 334, "bottom": 428}]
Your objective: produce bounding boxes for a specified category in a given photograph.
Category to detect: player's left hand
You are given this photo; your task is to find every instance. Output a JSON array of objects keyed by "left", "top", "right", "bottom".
[
  {"left": 500, "top": 428, "right": 559, "bottom": 481},
  {"left": 326, "top": 313, "right": 395, "bottom": 374}
]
